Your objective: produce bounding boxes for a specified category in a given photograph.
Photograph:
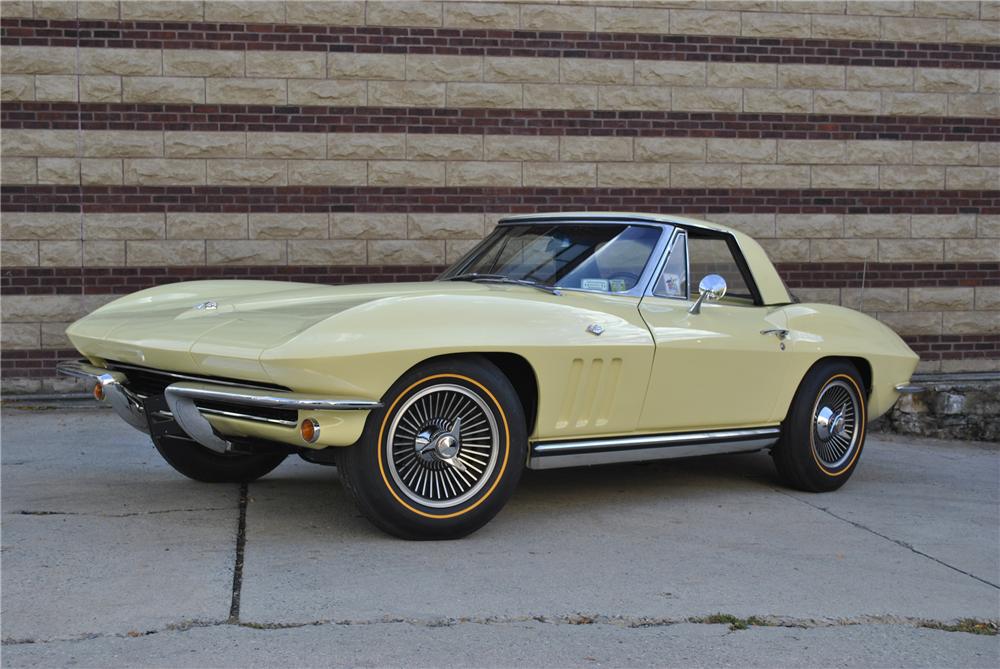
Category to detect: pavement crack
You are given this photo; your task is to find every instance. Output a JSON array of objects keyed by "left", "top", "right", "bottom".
[
  {"left": 4, "top": 614, "right": 995, "bottom": 647},
  {"left": 227, "top": 482, "right": 249, "bottom": 624},
  {"left": 1, "top": 620, "right": 228, "bottom": 647},
  {"left": 9, "top": 507, "right": 231, "bottom": 518},
  {"left": 777, "top": 489, "right": 999, "bottom": 590}
]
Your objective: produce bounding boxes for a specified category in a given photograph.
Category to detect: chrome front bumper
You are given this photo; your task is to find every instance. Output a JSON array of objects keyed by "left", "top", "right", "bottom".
[
  {"left": 56, "top": 360, "right": 381, "bottom": 454},
  {"left": 57, "top": 360, "right": 150, "bottom": 433}
]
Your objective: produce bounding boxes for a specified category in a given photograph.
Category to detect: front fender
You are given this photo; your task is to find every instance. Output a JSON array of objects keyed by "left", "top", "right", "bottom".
[{"left": 259, "top": 288, "right": 656, "bottom": 441}]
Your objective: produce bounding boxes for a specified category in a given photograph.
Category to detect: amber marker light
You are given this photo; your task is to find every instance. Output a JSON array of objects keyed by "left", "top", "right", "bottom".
[
  {"left": 300, "top": 418, "right": 320, "bottom": 444},
  {"left": 93, "top": 382, "right": 105, "bottom": 401}
]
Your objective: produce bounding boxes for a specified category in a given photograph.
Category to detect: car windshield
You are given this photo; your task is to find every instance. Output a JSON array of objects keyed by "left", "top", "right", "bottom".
[{"left": 441, "top": 223, "right": 664, "bottom": 293}]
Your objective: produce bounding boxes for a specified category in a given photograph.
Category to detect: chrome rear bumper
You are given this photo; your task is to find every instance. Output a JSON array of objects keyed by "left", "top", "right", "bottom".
[
  {"left": 894, "top": 383, "right": 925, "bottom": 394},
  {"left": 57, "top": 359, "right": 381, "bottom": 454}
]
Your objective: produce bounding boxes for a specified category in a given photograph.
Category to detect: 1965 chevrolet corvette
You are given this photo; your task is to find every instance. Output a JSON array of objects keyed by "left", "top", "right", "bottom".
[{"left": 60, "top": 212, "right": 921, "bottom": 539}]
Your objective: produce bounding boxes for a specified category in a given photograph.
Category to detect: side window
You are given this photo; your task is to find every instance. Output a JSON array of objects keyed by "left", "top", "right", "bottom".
[
  {"left": 653, "top": 232, "right": 688, "bottom": 298},
  {"left": 687, "top": 235, "right": 753, "bottom": 300}
]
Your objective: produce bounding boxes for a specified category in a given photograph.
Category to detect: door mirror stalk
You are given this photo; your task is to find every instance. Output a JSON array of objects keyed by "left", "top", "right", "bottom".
[{"left": 689, "top": 274, "right": 727, "bottom": 314}]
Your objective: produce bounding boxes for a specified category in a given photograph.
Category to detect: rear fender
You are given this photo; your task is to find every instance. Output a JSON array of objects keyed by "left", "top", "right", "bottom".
[{"left": 776, "top": 303, "right": 919, "bottom": 421}]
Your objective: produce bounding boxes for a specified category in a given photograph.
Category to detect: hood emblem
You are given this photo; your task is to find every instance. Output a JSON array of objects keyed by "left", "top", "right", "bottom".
[
  {"left": 586, "top": 323, "right": 604, "bottom": 336},
  {"left": 194, "top": 301, "right": 218, "bottom": 311}
]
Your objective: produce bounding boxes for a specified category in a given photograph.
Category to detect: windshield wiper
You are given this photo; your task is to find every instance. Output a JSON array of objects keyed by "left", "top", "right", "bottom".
[{"left": 446, "top": 273, "right": 562, "bottom": 296}]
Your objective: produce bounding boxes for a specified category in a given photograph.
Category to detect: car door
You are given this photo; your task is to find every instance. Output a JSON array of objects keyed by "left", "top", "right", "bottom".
[{"left": 637, "top": 230, "right": 794, "bottom": 432}]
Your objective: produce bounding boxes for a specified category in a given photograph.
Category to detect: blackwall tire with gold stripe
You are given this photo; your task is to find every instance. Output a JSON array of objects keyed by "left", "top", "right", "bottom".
[
  {"left": 772, "top": 360, "right": 868, "bottom": 493},
  {"left": 338, "top": 356, "right": 527, "bottom": 540}
]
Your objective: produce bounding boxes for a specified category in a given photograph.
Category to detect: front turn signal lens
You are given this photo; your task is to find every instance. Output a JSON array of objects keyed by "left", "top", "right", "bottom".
[
  {"left": 93, "top": 382, "right": 105, "bottom": 401},
  {"left": 300, "top": 418, "right": 320, "bottom": 444}
]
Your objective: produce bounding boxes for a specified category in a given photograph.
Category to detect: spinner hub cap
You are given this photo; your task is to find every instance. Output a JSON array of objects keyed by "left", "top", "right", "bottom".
[
  {"left": 811, "top": 379, "right": 861, "bottom": 470},
  {"left": 387, "top": 383, "right": 500, "bottom": 509}
]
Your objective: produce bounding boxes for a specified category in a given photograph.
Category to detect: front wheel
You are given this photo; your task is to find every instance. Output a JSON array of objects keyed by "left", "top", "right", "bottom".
[
  {"left": 337, "top": 356, "right": 527, "bottom": 540},
  {"left": 772, "top": 361, "right": 867, "bottom": 492}
]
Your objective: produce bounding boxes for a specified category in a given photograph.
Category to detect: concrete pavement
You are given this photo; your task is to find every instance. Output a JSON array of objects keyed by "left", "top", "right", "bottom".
[{"left": 2, "top": 403, "right": 998, "bottom": 667}]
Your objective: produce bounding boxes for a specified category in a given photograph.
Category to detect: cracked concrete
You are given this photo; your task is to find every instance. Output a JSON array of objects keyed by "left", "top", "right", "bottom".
[
  {"left": 2, "top": 405, "right": 998, "bottom": 667},
  {"left": 10, "top": 507, "right": 233, "bottom": 518},
  {"left": 3, "top": 621, "right": 998, "bottom": 668},
  {"left": 4, "top": 612, "right": 993, "bottom": 646},
  {"left": 777, "top": 489, "right": 999, "bottom": 590}
]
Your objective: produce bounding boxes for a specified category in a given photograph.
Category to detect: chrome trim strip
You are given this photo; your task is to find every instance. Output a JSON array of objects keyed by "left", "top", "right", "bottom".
[
  {"left": 198, "top": 407, "right": 299, "bottom": 427},
  {"left": 57, "top": 359, "right": 381, "bottom": 453},
  {"left": 163, "top": 382, "right": 383, "bottom": 412},
  {"left": 527, "top": 427, "right": 781, "bottom": 470},
  {"left": 643, "top": 226, "right": 686, "bottom": 299},
  {"left": 163, "top": 382, "right": 382, "bottom": 453},
  {"left": 894, "top": 384, "right": 925, "bottom": 394},
  {"left": 533, "top": 427, "right": 781, "bottom": 454},
  {"left": 529, "top": 437, "right": 777, "bottom": 470},
  {"left": 56, "top": 360, "right": 149, "bottom": 434},
  {"left": 107, "top": 361, "right": 281, "bottom": 391},
  {"left": 57, "top": 359, "right": 125, "bottom": 385},
  {"left": 148, "top": 404, "right": 298, "bottom": 427}
]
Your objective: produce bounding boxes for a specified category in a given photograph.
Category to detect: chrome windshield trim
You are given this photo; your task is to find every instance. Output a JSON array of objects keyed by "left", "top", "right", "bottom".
[
  {"left": 497, "top": 214, "right": 674, "bottom": 227},
  {"left": 441, "top": 219, "right": 674, "bottom": 299},
  {"left": 164, "top": 382, "right": 383, "bottom": 412}
]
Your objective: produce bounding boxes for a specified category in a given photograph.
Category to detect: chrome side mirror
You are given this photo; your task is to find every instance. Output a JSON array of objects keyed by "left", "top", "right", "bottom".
[{"left": 689, "top": 274, "right": 727, "bottom": 314}]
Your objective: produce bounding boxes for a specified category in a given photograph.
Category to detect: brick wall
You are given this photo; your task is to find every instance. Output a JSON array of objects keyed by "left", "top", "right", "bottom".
[{"left": 1, "top": 0, "right": 998, "bottom": 392}]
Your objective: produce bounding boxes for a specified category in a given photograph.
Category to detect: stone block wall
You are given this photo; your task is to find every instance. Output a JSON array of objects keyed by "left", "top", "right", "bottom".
[
  {"left": 0, "top": 0, "right": 998, "bottom": 392},
  {"left": 880, "top": 376, "right": 1000, "bottom": 441}
]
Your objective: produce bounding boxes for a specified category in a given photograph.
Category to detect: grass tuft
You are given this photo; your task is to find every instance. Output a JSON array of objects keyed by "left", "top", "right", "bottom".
[
  {"left": 920, "top": 619, "right": 998, "bottom": 636},
  {"left": 691, "top": 613, "right": 754, "bottom": 631}
]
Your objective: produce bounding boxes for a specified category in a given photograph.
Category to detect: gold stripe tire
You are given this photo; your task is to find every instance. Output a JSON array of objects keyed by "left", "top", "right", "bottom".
[
  {"left": 772, "top": 360, "right": 868, "bottom": 493},
  {"left": 337, "top": 355, "right": 527, "bottom": 540}
]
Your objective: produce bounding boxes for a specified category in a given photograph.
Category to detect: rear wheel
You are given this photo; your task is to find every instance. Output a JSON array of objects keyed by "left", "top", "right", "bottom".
[
  {"left": 338, "top": 356, "right": 526, "bottom": 540},
  {"left": 772, "top": 360, "right": 867, "bottom": 492},
  {"left": 153, "top": 436, "right": 287, "bottom": 483}
]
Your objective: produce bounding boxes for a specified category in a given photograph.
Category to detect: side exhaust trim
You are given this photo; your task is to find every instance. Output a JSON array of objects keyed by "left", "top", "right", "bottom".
[{"left": 527, "top": 427, "right": 781, "bottom": 470}]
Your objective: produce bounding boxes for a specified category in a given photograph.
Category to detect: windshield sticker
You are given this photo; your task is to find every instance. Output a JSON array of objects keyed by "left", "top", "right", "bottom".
[
  {"left": 581, "top": 278, "right": 611, "bottom": 292},
  {"left": 608, "top": 279, "right": 628, "bottom": 292}
]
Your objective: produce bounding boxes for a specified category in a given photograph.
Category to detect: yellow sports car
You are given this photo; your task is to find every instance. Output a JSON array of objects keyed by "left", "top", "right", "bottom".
[{"left": 59, "top": 212, "right": 921, "bottom": 539}]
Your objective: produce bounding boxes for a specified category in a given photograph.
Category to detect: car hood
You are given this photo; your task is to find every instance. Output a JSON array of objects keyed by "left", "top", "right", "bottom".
[{"left": 66, "top": 279, "right": 487, "bottom": 380}]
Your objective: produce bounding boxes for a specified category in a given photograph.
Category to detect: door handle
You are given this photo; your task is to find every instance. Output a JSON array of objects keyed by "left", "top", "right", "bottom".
[{"left": 760, "top": 328, "right": 789, "bottom": 340}]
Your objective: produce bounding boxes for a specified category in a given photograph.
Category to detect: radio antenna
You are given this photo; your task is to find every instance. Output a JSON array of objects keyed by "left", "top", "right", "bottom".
[{"left": 858, "top": 255, "right": 868, "bottom": 313}]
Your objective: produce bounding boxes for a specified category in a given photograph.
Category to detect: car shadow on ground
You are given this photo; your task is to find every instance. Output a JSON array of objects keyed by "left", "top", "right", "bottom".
[{"left": 241, "top": 450, "right": 798, "bottom": 536}]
